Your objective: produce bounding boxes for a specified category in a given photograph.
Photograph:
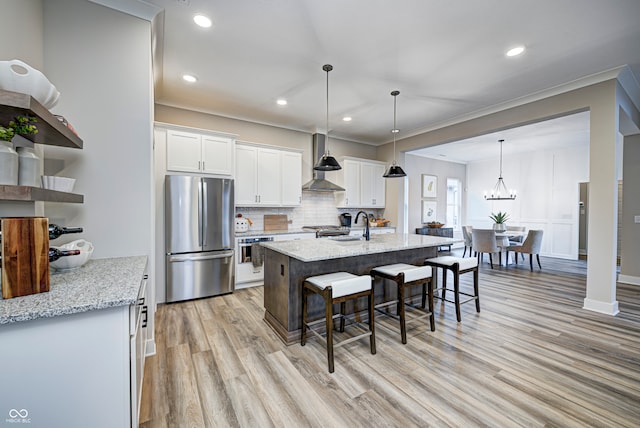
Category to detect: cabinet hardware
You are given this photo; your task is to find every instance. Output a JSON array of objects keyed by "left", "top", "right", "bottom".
[
  {"left": 143, "top": 274, "right": 149, "bottom": 280},
  {"left": 141, "top": 305, "right": 148, "bottom": 328}
]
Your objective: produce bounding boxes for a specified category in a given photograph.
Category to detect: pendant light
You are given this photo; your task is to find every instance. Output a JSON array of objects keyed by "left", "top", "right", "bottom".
[
  {"left": 484, "top": 139, "right": 516, "bottom": 200},
  {"left": 383, "top": 90, "right": 407, "bottom": 178},
  {"left": 313, "top": 64, "right": 341, "bottom": 171}
]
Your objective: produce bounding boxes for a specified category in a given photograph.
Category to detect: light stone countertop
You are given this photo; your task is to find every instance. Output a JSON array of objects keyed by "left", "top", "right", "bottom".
[
  {"left": 261, "top": 233, "right": 460, "bottom": 262},
  {"left": 0, "top": 256, "right": 148, "bottom": 324}
]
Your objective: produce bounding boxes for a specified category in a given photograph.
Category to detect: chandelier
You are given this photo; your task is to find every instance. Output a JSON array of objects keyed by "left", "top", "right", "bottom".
[{"left": 484, "top": 139, "right": 516, "bottom": 200}]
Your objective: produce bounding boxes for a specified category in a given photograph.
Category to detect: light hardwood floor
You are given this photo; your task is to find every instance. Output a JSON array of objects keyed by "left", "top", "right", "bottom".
[{"left": 139, "top": 255, "right": 640, "bottom": 427}]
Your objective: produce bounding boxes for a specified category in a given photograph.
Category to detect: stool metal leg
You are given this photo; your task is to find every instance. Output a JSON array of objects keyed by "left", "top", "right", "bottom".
[
  {"left": 428, "top": 279, "right": 435, "bottom": 331},
  {"left": 339, "top": 301, "right": 346, "bottom": 332}
]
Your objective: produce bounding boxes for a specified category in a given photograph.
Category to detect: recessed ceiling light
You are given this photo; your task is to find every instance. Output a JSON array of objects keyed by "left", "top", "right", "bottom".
[
  {"left": 506, "top": 46, "right": 525, "bottom": 57},
  {"left": 342, "top": 116, "right": 352, "bottom": 122},
  {"left": 391, "top": 128, "right": 400, "bottom": 133},
  {"left": 276, "top": 98, "right": 287, "bottom": 106},
  {"left": 193, "top": 14, "right": 212, "bottom": 28},
  {"left": 182, "top": 74, "right": 197, "bottom": 83}
]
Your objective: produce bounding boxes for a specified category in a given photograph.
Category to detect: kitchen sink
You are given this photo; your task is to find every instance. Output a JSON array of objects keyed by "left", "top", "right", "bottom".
[{"left": 328, "top": 235, "right": 363, "bottom": 242}]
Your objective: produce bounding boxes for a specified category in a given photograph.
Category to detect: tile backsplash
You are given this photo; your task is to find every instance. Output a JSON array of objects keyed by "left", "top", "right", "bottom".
[{"left": 235, "top": 192, "right": 384, "bottom": 230}]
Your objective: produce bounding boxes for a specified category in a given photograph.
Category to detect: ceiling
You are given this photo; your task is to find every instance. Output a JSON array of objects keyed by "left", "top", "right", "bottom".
[{"left": 123, "top": 0, "right": 640, "bottom": 146}]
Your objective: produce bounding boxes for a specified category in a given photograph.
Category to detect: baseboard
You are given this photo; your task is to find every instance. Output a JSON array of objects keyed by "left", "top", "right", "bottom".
[
  {"left": 583, "top": 298, "right": 620, "bottom": 316},
  {"left": 145, "top": 339, "right": 156, "bottom": 357},
  {"left": 617, "top": 274, "right": 640, "bottom": 286}
]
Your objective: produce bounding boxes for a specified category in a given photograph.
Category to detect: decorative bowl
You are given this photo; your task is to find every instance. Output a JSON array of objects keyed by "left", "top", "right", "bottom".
[
  {"left": 50, "top": 239, "right": 93, "bottom": 271},
  {"left": 41, "top": 176, "right": 76, "bottom": 192},
  {"left": 427, "top": 223, "right": 444, "bottom": 228}
]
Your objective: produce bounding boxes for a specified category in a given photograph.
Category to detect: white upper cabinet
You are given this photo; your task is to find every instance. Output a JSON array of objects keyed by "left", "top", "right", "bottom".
[
  {"left": 335, "top": 157, "right": 386, "bottom": 208},
  {"left": 361, "top": 161, "right": 386, "bottom": 207},
  {"left": 280, "top": 151, "right": 303, "bottom": 206},
  {"left": 235, "top": 142, "right": 302, "bottom": 207},
  {"left": 166, "top": 128, "right": 235, "bottom": 176}
]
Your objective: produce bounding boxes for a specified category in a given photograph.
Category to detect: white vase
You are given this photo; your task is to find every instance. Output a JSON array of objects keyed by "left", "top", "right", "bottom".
[
  {"left": 17, "top": 147, "right": 41, "bottom": 187},
  {"left": 0, "top": 141, "right": 18, "bottom": 185},
  {"left": 493, "top": 223, "right": 506, "bottom": 233}
]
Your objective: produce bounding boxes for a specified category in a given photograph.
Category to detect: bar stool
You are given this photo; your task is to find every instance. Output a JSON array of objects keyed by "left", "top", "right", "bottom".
[
  {"left": 370, "top": 263, "right": 433, "bottom": 344},
  {"left": 301, "top": 272, "right": 376, "bottom": 373},
  {"left": 424, "top": 256, "right": 479, "bottom": 322}
]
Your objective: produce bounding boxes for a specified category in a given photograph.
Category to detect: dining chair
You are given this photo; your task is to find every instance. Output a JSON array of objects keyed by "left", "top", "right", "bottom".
[
  {"left": 472, "top": 229, "right": 502, "bottom": 269},
  {"left": 506, "top": 230, "right": 544, "bottom": 271},
  {"left": 462, "top": 225, "right": 473, "bottom": 257},
  {"left": 506, "top": 225, "right": 526, "bottom": 260}
]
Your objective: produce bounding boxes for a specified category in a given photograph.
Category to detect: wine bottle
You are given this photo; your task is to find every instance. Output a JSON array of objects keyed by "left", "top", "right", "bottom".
[
  {"left": 49, "top": 224, "right": 83, "bottom": 240},
  {"left": 49, "top": 248, "right": 81, "bottom": 262}
]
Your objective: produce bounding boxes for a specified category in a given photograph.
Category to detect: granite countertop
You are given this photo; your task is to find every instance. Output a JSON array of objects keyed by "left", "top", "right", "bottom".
[
  {"left": 234, "top": 228, "right": 315, "bottom": 237},
  {"left": 0, "top": 256, "right": 148, "bottom": 325},
  {"left": 261, "top": 233, "right": 460, "bottom": 262}
]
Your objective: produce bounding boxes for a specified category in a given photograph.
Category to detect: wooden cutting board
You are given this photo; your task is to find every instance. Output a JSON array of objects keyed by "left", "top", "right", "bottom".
[
  {"left": 1, "top": 217, "right": 50, "bottom": 299},
  {"left": 263, "top": 215, "right": 289, "bottom": 231}
]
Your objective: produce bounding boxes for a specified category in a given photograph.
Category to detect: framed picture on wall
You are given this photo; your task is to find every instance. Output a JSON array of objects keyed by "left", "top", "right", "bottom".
[
  {"left": 422, "top": 200, "right": 437, "bottom": 223},
  {"left": 422, "top": 174, "right": 437, "bottom": 198}
]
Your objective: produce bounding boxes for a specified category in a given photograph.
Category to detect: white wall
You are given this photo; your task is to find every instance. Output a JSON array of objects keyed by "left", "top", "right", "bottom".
[
  {"left": 41, "top": 0, "right": 153, "bottom": 261},
  {"left": 405, "top": 154, "right": 466, "bottom": 235},
  {"left": 467, "top": 144, "right": 589, "bottom": 259}
]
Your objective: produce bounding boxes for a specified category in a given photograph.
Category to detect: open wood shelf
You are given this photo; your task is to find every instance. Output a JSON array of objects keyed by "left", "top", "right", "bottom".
[
  {"left": 0, "top": 185, "right": 83, "bottom": 203},
  {"left": 0, "top": 89, "right": 83, "bottom": 149}
]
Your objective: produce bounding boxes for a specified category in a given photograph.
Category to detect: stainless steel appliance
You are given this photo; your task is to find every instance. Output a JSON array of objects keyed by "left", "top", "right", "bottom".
[
  {"left": 302, "top": 225, "right": 350, "bottom": 238},
  {"left": 165, "top": 175, "right": 234, "bottom": 303},
  {"left": 339, "top": 213, "right": 352, "bottom": 227}
]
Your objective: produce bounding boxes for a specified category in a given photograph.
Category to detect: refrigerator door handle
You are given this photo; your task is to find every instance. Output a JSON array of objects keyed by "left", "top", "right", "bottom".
[
  {"left": 201, "top": 179, "right": 208, "bottom": 248},
  {"left": 169, "top": 250, "right": 234, "bottom": 263},
  {"left": 198, "top": 179, "right": 203, "bottom": 248}
]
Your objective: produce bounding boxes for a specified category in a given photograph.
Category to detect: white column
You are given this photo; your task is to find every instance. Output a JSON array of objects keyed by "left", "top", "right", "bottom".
[{"left": 583, "top": 93, "right": 620, "bottom": 315}]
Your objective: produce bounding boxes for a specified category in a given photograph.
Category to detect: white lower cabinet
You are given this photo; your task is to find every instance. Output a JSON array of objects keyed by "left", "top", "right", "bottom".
[
  {"left": 235, "top": 142, "right": 302, "bottom": 207},
  {"left": 0, "top": 269, "right": 149, "bottom": 428},
  {"left": 335, "top": 157, "right": 386, "bottom": 208}
]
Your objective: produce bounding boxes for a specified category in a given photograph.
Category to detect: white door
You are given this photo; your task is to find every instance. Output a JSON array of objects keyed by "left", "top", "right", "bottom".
[
  {"left": 342, "top": 159, "right": 361, "bottom": 207},
  {"left": 202, "top": 136, "right": 233, "bottom": 175},
  {"left": 281, "top": 151, "right": 302, "bottom": 206},
  {"left": 257, "top": 148, "right": 281, "bottom": 205},
  {"left": 235, "top": 145, "right": 258, "bottom": 205},
  {"left": 166, "top": 130, "right": 201, "bottom": 173}
]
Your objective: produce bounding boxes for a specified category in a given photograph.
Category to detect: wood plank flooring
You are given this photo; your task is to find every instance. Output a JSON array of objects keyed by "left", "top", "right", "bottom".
[{"left": 139, "top": 255, "right": 640, "bottom": 427}]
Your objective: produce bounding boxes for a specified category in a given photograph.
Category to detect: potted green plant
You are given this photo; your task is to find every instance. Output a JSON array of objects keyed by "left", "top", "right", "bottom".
[{"left": 489, "top": 211, "right": 510, "bottom": 232}]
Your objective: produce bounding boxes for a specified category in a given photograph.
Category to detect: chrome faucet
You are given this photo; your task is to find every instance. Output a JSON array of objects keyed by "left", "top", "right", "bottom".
[{"left": 355, "top": 211, "right": 370, "bottom": 241}]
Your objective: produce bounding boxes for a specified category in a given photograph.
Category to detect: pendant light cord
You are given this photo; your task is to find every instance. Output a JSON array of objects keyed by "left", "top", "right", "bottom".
[
  {"left": 392, "top": 90, "right": 400, "bottom": 165},
  {"left": 323, "top": 64, "right": 333, "bottom": 156},
  {"left": 499, "top": 139, "right": 504, "bottom": 178}
]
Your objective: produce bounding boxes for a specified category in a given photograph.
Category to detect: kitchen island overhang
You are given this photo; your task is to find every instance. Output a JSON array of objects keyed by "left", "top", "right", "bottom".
[{"left": 261, "top": 234, "right": 460, "bottom": 345}]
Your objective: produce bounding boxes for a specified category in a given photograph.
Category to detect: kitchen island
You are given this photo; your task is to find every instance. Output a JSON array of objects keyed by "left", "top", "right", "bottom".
[
  {"left": 0, "top": 256, "right": 148, "bottom": 428},
  {"left": 261, "top": 233, "right": 458, "bottom": 344}
]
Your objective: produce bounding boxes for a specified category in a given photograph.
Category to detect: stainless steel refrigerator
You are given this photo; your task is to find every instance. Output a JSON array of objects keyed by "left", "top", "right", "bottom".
[{"left": 165, "top": 175, "right": 234, "bottom": 303}]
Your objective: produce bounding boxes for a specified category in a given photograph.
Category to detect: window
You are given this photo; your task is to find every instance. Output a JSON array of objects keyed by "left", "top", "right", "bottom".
[{"left": 446, "top": 178, "right": 461, "bottom": 230}]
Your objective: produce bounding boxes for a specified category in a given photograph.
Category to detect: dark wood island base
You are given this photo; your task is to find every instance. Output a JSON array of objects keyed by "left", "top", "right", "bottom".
[{"left": 263, "top": 245, "right": 439, "bottom": 345}]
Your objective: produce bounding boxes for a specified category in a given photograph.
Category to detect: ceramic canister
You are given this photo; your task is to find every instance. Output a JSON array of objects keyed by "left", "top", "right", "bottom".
[
  {"left": 17, "top": 147, "right": 41, "bottom": 187},
  {"left": 0, "top": 141, "right": 18, "bottom": 185}
]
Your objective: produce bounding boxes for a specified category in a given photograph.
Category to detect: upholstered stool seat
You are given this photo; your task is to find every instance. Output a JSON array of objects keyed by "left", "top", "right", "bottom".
[
  {"left": 301, "top": 272, "right": 376, "bottom": 373},
  {"left": 424, "top": 256, "right": 480, "bottom": 322},
  {"left": 370, "top": 263, "right": 433, "bottom": 344}
]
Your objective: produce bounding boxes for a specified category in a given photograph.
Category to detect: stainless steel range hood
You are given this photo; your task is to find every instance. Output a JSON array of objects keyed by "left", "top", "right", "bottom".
[{"left": 301, "top": 133, "right": 345, "bottom": 192}]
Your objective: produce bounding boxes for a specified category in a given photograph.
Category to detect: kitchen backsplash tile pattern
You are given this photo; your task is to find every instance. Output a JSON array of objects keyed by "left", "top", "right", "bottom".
[{"left": 235, "top": 192, "right": 383, "bottom": 231}]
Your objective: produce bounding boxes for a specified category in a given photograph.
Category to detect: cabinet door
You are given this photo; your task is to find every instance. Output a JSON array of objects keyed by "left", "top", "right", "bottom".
[
  {"left": 360, "top": 161, "right": 386, "bottom": 207},
  {"left": 202, "top": 135, "right": 233, "bottom": 175},
  {"left": 235, "top": 145, "right": 258, "bottom": 205},
  {"left": 256, "top": 148, "right": 281, "bottom": 205},
  {"left": 281, "top": 151, "right": 302, "bottom": 206},
  {"left": 167, "top": 130, "right": 201, "bottom": 173},
  {"left": 371, "top": 162, "right": 386, "bottom": 207},
  {"left": 342, "top": 159, "right": 361, "bottom": 207}
]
